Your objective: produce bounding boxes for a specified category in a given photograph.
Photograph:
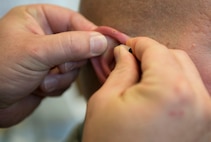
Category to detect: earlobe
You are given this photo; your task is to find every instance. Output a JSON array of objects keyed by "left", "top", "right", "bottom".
[{"left": 90, "top": 26, "right": 130, "bottom": 84}]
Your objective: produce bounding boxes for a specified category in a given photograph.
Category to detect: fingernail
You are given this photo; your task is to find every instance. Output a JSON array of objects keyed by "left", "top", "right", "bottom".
[
  {"left": 43, "top": 77, "right": 57, "bottom": 92},
  {"left": 120, "top": 44, "right": 132, "bottom": 53},
  {"left": 64, "top": 62, "right": 75, "bottom": 72},
  {"left": 90, "top": 32, "right": 108, "bottom": 55}
]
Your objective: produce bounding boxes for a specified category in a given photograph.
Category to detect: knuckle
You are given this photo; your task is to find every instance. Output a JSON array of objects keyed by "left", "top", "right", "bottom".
[
  {"left": 169, "top": 78, "right": 193, "bottom": 106},
  {"left": 26, "top": 38, "right": 50, "bottom": 68}
]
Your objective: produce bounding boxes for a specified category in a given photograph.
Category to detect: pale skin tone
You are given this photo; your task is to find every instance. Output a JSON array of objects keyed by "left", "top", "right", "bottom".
[
  {"left": 83, "top": 37, "right": 211, "bottom": 142},
  {"left": 0, "top": 4, "right": 110, "bottom": 127},
  {"left": 79, "top": 0, "right": 211, "bottom": 141}
]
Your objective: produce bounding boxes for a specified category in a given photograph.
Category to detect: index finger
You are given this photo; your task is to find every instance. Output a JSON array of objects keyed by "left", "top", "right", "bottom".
[
  {"left": 26, "top": 4, "right": 97, "bottom": 33},
  {"left": 126, "top": 37, "right": 182, "bottom": 83}
]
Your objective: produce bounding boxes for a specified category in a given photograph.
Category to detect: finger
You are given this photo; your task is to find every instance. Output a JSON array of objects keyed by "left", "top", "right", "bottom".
[
  {"left": 126, "top": 37, "right": 182, "bottom": 83},
  {"left": 34, "top": 89, "right": 66, "bottom": 97},
  {"left": 30, "top": 31, "right": 108, "bottom": 68},
  {"left": 26, "top": 4, "right": 97, "bottom": 33},
  {"left": 49, "top": 60, "right": 87, "bottom": 74},
  {"left": 0, "top": 95, "right": 42, "bottom": 128},
  {"left": 40, "top": 69, "right": 79, "bottom": 93},
  {"left": 58, "top": 60, "right": 87, "bottom": 73},
  {"left": 96, "top": 45, "right": 139, "bottom": 97},
  {"left": 90, "top": 36, "right": 120, "bottom": 83}
]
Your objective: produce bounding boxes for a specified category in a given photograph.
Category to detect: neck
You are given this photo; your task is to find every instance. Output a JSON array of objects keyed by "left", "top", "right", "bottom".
[
  {"left": 80, "top": 0, "right": 211, "bottom": 48},
  {"left": 80, "top": 0, "right": 211, "bottom": 95}
]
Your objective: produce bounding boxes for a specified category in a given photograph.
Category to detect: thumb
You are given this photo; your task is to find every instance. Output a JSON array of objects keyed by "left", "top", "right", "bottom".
[
  {"left": 32, "top": 31, "right": 108, "bottom": 68},
  {"left": 98, "top": 45, "right": 139, "bottom": 96}
]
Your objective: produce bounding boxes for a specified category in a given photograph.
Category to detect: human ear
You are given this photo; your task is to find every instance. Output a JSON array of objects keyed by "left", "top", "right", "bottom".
[{"left": 91, "top": 26, "right": 129, "bottom": 83}]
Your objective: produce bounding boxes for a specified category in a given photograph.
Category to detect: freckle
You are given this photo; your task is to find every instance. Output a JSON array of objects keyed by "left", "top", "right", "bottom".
[{"left": 191, "top": 43, "right": 196, "bottom": 49}]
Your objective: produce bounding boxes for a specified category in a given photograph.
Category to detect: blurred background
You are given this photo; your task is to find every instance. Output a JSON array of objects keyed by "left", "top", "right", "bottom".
[{"left": 0, "top": 0, "right": 87, "bottom": 142}]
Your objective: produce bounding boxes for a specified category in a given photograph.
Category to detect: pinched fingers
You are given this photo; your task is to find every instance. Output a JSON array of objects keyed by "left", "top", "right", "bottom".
[
  {"left": 93, "top": 45, "right": 139, "bottom": 98},
  {"left": 127, "top": 37, "right": 180, "bottom": 79},
  {"left": 126, "top": 37, "right": 208, "bottom": 103},
  {"left": 125, "top": 37, "right": 211, "bottom": 121},
  {"left": 28, "top": 31, "right": 108, "bottom": 70}
]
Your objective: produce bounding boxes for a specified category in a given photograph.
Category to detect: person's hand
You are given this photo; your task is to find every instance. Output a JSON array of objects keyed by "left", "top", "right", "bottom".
[
  {"left": 0, "top": 4, "right": 109, "bottom": 127},
  {"left": 83, "top": 37, "right": 211, "bottom": 142}
]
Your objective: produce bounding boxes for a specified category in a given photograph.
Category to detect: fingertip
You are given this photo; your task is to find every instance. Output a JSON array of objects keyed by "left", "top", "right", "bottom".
[
  {"left": 41, "top": 76, "right": 58, "bottom": 93},
  {"left": 113, "top": 45, "right": 138, "bottom": 79},
  {"left": 126, "top": 37, "right": 161, "bottom": 60},
  {"left": 114, "top": 44, "right": 132, "bottom": 62},
  {"left": 40, "top": 70, "right": 79, "bottom": 93},
  {"left": 90, "top": 32, "right": 108, "bottom": 56},
  {"left": 100, "top": 44, "right": 139, "bottom": 96},
  {"left": 58, "top": 60, "right": 87, "bottom": 73}
]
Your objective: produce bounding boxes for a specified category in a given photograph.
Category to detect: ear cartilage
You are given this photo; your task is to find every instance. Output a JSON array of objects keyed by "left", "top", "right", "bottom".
[
  {"left": 94, "top": 26, "right": 129, "bottom": 44},
  {"left": 91, "top": 26, "right": 130, "bottom": 84}
]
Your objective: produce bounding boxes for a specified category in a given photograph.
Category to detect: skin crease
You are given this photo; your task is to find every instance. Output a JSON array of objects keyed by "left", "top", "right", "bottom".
[{"left": 78, "top": 0, "right": 211, "bottom": 141}]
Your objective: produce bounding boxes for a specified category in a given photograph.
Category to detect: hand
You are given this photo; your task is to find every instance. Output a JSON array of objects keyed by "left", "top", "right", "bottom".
[
  {"left": 83, "top": 37, "right": 211, "bottom": 142},
  {"left": 0, "top": 4, "right": 108, "bottom": 127}
]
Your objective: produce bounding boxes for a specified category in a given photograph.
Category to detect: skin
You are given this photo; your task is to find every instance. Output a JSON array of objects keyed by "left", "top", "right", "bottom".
[
  {"left": 93, "top": 26, "right": 129, "bottom": 83},
  {"left": 79, "top": 0, "right": 211, "bottom": 98},
  {"left": 83, "top": 37, "right": 211, "bottom": 142},
  {"left": 0, "top": 1, "right": 211, "bottom": 141},
  {"left": 79, "top": 0, "right": 211, "bottom": 141},
  {"left": 0, "top": 4, "right": 110, "bottom": 127}
]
